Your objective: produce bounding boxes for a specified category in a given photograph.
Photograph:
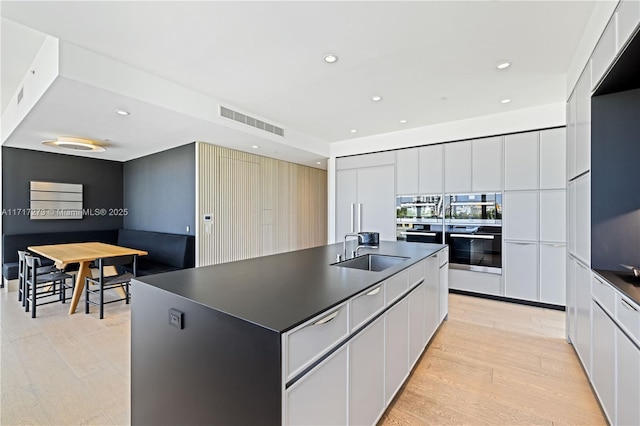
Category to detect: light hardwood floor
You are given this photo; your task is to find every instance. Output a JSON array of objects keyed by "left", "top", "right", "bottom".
[{"left": 1, "top": 288, "right": 605, "bottom": 425}]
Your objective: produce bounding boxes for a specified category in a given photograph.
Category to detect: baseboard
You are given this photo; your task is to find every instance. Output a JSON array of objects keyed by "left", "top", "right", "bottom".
[{"left": 449, "top": 289, "right": 566, "bottom": 311}]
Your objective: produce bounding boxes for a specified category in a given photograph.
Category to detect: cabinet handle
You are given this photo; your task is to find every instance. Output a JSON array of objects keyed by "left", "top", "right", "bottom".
[
  {"left": 511, "top": 242, "right": 536, "bottom": 245},
  {"left": 313, "top": 310, "right": 339, "bottom": 325},
  {"left": 621, "top": 299, "right": 638, "bottom": 312},
  {"left": 366, "top": 286, "right": 381, "bottom": 296},
  {"left": 357, "top": 203, "right": 362, "bottom": 232},
  {"left": 404, "top": 232, "right": 436, "bottom": 236},
  {"left": 450, "top": 234, "right": 494, "bottom": 240},
  {"left": 350, "top": 203, "right": 355, "bottom": 233}
]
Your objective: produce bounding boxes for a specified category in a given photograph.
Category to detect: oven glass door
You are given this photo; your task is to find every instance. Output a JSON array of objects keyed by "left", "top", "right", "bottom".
[{"left": 447, "top": 232, "right": 502, "bottom": 274}]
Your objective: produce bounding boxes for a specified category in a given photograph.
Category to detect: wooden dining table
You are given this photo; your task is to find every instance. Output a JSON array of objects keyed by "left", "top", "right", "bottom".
[{"left": 28, "top": 242, "right": 148, "bottom": 314}]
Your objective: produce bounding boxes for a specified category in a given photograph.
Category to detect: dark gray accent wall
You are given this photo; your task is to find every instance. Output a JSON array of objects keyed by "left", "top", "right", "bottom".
[
  {"left": 1, "top": 147, "right": 124, "bottom": 235},
  {"left": 591, "top": 88, "right": 640, "bottom": 271},
  {"left": 123, "top": 143, "right": 195, "bottom": 235}
]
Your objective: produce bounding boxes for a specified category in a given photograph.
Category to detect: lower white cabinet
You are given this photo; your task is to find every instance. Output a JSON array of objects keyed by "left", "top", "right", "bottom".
[
  {"left": 566, "top": 256, "right": 577, "bottom": 343},
  {"left": 385, "top": 297, "right": 410, "bottom": 405},
  {"left": 616, "top": 326, "right": 640, "bottom": 426},
  {"left": 504, "top": 242, "right": 538, "bottom": 301},
  {"left": 424, "top": 254, "right": 440, "bottom": 342},
  {"left": 349, "top": 317, "right": 385, "bottom": 426},
  {"left": 591, "top": 301, "right": 616, "bottom": 424},
  {"left": 439, "top": 261, "right": 449, "bottom": 323},
  {"left": 409, "top": 284, "right": 426, "bottom": 367},
  {"left": 575, "top": 262, "right": 592, "bottom": 375},
  {"left": 285, "top": 345, "right": 348, "bottom": 425},
  {"left": 539, "top": 244, "right": 566, "bottom": 305}
]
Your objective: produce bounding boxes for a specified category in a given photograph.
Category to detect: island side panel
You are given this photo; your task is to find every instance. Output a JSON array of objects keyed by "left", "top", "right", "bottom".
[{"left": 131, "top": 280, "right": 282, "bottom": 425}]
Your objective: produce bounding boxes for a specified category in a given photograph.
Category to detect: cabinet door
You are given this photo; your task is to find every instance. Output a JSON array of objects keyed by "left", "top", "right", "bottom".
[
  {"left": 336, "top": 169, "right": 357, "bottom": 240},
  {"left": 504, "top": 242, "right": 538, "bottom": 301},
  {"left": 472, "top": 136, "right": 503, "bottom": 192},
  {"left": 350, "top": 317, "right": 385, "bottom": 426},
  {"left": 575, "top": 262, "right": 592, "bottom": 375},
  {"left": 444, "top": 140, "right": 472, "bottom": 193},
  {"left": 617, "top": 326, "right": 640, "bottom": 426},
  {"left": 591, "top": 301, "right": 616, "bottom": 424},
  {"left": 576, "top": 68, "right": 591, "bottom": 176},
  {"left": 617, "top": 0, "right": 640, "bottom": 52},
  {"left": 567, "top": 94, "right": 577, "bottom": 180},
  {"left": 575, "top": 174, "right": 591, "bottom": 265},
  {"left": 424, "top": 254, "right": 440, "bottom": 343},
  {"left": 505, "top": 131, "right": 538, "bottom": 190},
  {"left": 419, "top": 144, "right": 443, "bottom": 194},
  {"left": 396, "top": 148, "right": 419, "bottom": 195},
  {"left": 568, "top": 181, "right": 576, "bottom": 256},
  {"left": 439, "top": 264, "right": 448, "bottom": 323},
  {"left": 504, "top": 191, "right": 538, "bottom": 241},
  {"left": 540, "top": 244, "right": 566, "bottom": 305},
  {"left": 567, "top": 256, "right": 577, "bottom": 342},
  {"left": 540, "top": 190, "right": 566, "bottom": 243},
  {"left": 540, "top": 128, "right": 566, "bottom": 189},
  {"left": 286, "top": 346, "right": 348, "bottom": 425},
  {"left": 408, "top": 284, "right": 425, "bottom": 368},
  {"left": 385, "top": 297, "right": 409, "bottom": 405},
  {"left": 591, "top": 18, "right": 617, "bottom": 90},
  {"left": 357, "top": 165, "right": 396, "bottom": 241}
]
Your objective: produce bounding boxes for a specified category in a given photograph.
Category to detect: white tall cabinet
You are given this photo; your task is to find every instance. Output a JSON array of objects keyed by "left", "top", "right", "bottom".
[{"left": 396, "top": 144, "right": 444, "bottom": 195}]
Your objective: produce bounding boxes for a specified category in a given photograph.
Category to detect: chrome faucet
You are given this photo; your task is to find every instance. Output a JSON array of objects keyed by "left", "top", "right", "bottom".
[
  {"left": 352, "top": 245, "right": 367, "bottom": 258},
  {"left": 343, "top": 233, "right": 361, "bottom": 260}
]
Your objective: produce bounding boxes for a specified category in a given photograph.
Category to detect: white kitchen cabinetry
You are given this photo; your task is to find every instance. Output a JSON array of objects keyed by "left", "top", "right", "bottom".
[
  {"left": 591, "top": 16, "right": 617, "bottom": 91},
  {"left": 408, "top": 284, "right": 426, "bottom": 368},
  {"left": 336, "top": 165, "right": 395, "bottom": 241},
  {"left": 567, "top": 93, "right": 577, "bottom": 181},
  {"left": 617, "top": 0, "right": 640, "bottom": 52},
  {"left": 540, "top": 244, "right": 566, "bottom": 306},
  {"left": 438, "top": 248, "right": 449, "bottom": 323},
  {"left": 444, "top": 140, "right": 472, "bottom": 193},
  {"left": 349, "top": 316, "right": 385, "bottom": 426},
  {"left": 504, "top": 242, "right": 538, "bottom": 301},
  {"left": 575, "top": 262, "right": 592, "bottom": 375},
  {"left": 540, "top": 191, "right": 566, "bottom": 242},
  {"left": 505, "top": 132, "right": 538, "bottom": 190},
  {"left": 504, "top": 191, "right": 538, "bottom": 241},
  {"left": 336, "top": 152, "right": 395, "bottom": 171},
  {"left": 574, "top": 174, "right": 591, "bottom": 265},
  {"left": 396, "top": 148, "right": 419, "bottom": 195},
  {"left": 385, "top": 297, "right": 409, "bottom": 405},
  {"left": 419, "top": 144, "right": 443, "bottom": 194},
  {"left": 591, "top": 301, "right": 616, "bottom": 424},
  {"left": 567, "top": 181, "right": 576, "bottom": 255},
  {"left": 575, "top": 67, "right": 591, "bottom": 177},
  {"left": 424, "top": 253, "right": 440, "bottom": 343},
  {"left": 472, "top": 136, "right": 503, "bottom": 192},
  {"left": 286, "top": 346, "right": 348, "bottom": 425},
  {"left": 617, "top": 326, "right": 640, "bottom": 426},
  {"left": 566, "top": 256, "right": 577, "bottom": 342},
  {"left": 539, "top": 128, "right": 566, "bottom": 189}
]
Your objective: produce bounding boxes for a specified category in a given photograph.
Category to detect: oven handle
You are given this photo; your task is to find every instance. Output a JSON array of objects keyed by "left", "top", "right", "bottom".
[
  {"left": 403, "top": 232, "right": 437, "bottom": 236},
  {"left": 449, "top": 234, "right": 495, "bottom": 240}
]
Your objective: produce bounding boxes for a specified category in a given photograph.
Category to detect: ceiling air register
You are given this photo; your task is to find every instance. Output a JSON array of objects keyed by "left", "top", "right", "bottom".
[{"left": 220, "top": 106, "right": 284, "bottom": 137}]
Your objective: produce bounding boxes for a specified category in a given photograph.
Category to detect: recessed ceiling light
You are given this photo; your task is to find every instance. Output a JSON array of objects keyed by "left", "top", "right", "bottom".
[
  {"left": 42, "top": 137, "right": 106, "bottom": 152},
  {"left": 316, "top": 161, "right": 322, "bottom": 165},
  {"left": 350, "top": 129, "right": 357, "bottom": 133},
  {"left": 501, "top": 98, "right": 512, "bottom": 104},
  {"left": 399, "top": 119, "right": 408, "bottom": 124},
  {"left": 323, "top": 54, "right": 338, "bottom": 64},
  {"left": 252, "top": 145, "right": 260, "bottom": 149},
  {"left": 496, "top": 61, "right": 511, "bottom": 70},
  {"left": 114, "top": 109, "right": 130, "bottom": 116},
  {"left": 371, "top": 95, "right": 382, "bottom": 102}
]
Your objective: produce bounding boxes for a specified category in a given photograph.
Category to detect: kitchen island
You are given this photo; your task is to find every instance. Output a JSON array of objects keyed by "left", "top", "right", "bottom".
[{"left": 131, "top": 241, "right": 448, "bottom": 425}]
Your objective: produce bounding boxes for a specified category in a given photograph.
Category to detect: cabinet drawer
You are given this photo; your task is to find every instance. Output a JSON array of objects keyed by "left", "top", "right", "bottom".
[
  {"left": 438, "top": 247, "right": 449, "bottom": 267},
  {"left": 592, "top": 275, "right": 615, "bottom": 314},
  {"left": 617, "top": 293, "right": 640, "bottom": 344},
  {"left": 285, "top": 303, "right": 349, "bottom": 381},
  {"left": 351, "top": 283, "right": 385, "bottom": 332},
  {"left": 407, "top": 260, "right": 425, "bottom": 289},
  {"left": 385, "top": 270, "right": 408, "bottom": 304}
]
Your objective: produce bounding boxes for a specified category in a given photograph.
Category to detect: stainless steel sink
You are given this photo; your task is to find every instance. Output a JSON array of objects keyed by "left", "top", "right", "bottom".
[{"left": 333, "top": 254, "right": 409, "bottom": 272}]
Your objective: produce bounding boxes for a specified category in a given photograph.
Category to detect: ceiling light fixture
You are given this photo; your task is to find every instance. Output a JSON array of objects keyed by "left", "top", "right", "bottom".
[
  {"left": 371, "top": 95, "right": 382, "bottom": 102},
  {"left": 350, "top": 129, "right": 357, "bottom": 133},
  {"left": 323, "top": 54, "right": 338, "bottom": 64},
  {"left": 496, "top": 61, "right": 511, "bottom": 70},
  {"left": 501, "top": 98, "right": 512, "bottom": 104},
  {"left": 316, "top": 161, "right": 322, "bottom": 165},
  {"left": 399, "top": 119, "right": 408, "bottom": 124},
  {"left": 251, "top": 145, "right": 260, "bottom": 149},
  {"left": 42, "top": 137, "right": 106, "bottom": 152},
  {"left": 114, "top": 109, "right": 130, "bottom": 116}
]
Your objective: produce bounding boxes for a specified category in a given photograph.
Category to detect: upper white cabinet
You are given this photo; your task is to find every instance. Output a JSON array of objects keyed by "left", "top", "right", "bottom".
[
  {"left": 591, "top": 15, "right": 618, "bottom": 90},
  {"left": 540, "top": 190, "right": 566, "bottom": 243},
  {"left": 419, "top": 144, "right": 443, "bottom": 194},
  {"left": 539, "top": 128, "right": 566, "bottom": 189},
  {"left": 336, "top": 151, "right": 395, "bottom": 170},
  {"left": 504, "top": 191, "right": 538, "bottom": 241},
  {"left": 575, "top": 66, "right": 591, "bottom": 177},
  {"left": 574, "top": 174, "right": 591, "bottom": 266},
  {"left": 396, "top": 148, "right": 419, "bottom": 195},
  {"left": 472, "top": 136, "right": 503, "bottom": 192},
  {"left": 336, "top": 169, "right": 358, "bottom": 238},
  {"left": 505, "top": 132, "right": 538, "bottom": 190},
  {"left": 567, "top": 93, "right": 577, "bottom": 181},
  {"left": 617, "top": 0, "right": 640, "bottom": 52},
  {"left": 444, "top": 140, "right": 472, "bottom": 193}
]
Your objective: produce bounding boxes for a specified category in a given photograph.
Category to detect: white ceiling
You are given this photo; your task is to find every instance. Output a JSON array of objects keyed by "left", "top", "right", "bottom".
[{"left": 1, "top": 1, "right": 596, "bottom": 164}]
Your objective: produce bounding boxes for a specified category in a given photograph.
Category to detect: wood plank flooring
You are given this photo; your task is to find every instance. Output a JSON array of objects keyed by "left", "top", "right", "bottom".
[{"left": 1, "top": 287, "right": 605, "bottom": 425}]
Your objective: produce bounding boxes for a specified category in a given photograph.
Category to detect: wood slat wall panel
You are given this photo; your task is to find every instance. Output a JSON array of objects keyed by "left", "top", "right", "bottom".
[{"left": 197, "top": 142, "right": 327, "bottom": 266}]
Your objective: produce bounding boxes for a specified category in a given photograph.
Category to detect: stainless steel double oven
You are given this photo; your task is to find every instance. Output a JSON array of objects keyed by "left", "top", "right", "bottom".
[{"left": 396, "top": 193, "right": 502, "bottom": 274}]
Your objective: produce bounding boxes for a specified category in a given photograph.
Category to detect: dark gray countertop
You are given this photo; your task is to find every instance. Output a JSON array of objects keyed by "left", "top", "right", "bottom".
[
  {"left": 133, "top": 241, "right": 445, "bottom": 333},
  {"left": 593, "top": 269, "right": 640, "bottom": 307}
]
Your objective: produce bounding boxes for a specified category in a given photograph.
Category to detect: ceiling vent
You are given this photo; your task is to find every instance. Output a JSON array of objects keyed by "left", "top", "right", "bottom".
[{"left": 220, "top": 106, "right": 284, "bottom": 137}]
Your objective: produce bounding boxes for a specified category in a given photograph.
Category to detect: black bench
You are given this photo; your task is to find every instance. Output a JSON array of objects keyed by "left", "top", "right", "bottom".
[
  {"left": 116, "top": 229, "right": 194, "bottom": 276},
  {"left": 2, "top": 230, "right": 119, "bottom": 281}
]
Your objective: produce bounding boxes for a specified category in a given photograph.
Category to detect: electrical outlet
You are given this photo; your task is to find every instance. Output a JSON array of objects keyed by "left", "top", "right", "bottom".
[{"left": 169, "top": 308, "right": 184, "bottom": 329}]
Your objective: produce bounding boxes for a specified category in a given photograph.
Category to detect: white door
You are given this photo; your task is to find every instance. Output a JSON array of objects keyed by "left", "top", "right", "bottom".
[
  {"left": 357, "top": 165, "right": 396, "bottom": 240},
  {"left": 419, "top": 144, "right": 443, "bottom": 194},
  {"left": 539, "top": 244, "right": 566, "bottom": 305},
  {"left": 617, "top": 326, "right": 640, "bottom": 426},
  {"left": 575, "top": 262, "right": 592, "bottom": 374},
  {"left": 540, "top": 190, "right": 566, "bottom": 243},
  {"left": 568, "top": 181, "right": 577, "bottom": 256},
  {"left": 575, "top": 69, "right": 591, "bottom": 176},
  {"left": 505, "top": 131, "right": 539, "bottom": 190},
  {"left": 424, "top": 254, "right": 440, "bottom": 342},
  {"left": 385, "top": 297, "right": 409, "bottom": 405},
  {"left": 444, "top": 140, "right": 472, "bottom": 193},
  {"left": 539, "top": 128, "right": 566, "bottom": 189},
  {"left": 439, "top": 264, "right": 448, "bottom": 322},
  {"left": 336, "top": 169, "right": 357, "bottom": 240},
  {"left": 566, "top": 256, "right": 577, "bottom": 342},
  {"left": 504, "top": 242, "right": 539, "bottom": 301},
  {"left": 591, "top": 301, "right": 616, "bottom": 424},
  {"left": 504, "top": 191, "right": 539, "bottom": 241},
  {"left": 408, "top": 284, "right": 425, "bottom": 368},
  {"left": 349, "top": 317, "right": 385, "bottom": 426},
  {"left": 567, "top": 94, "right": 577, "bottom": 180},
  {"left": 574, "top": 174, "right": 591, "bottom": 265},
  {"left": 472, "top": 136, "right": 503, "bottom": 192},
  {"left": 396, "top": 148, "right": 419, "bottom": 195}
]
